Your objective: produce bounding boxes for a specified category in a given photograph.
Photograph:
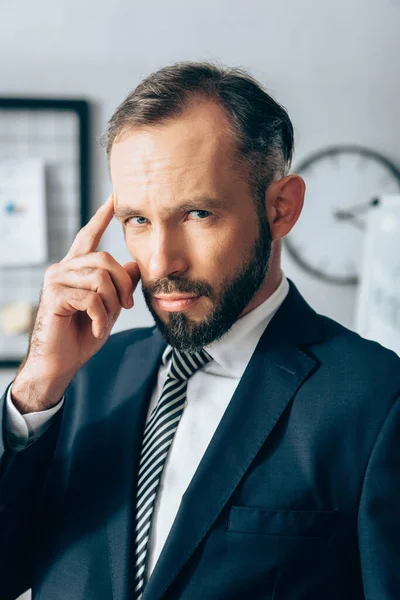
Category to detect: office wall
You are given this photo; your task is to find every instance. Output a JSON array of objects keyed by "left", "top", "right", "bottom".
[{"left": 1, "top": 0, "right": 399, "bottom": 394}]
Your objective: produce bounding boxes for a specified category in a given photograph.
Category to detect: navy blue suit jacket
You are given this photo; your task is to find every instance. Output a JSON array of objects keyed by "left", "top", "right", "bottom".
[{"left": 1, "top": 280, "right": 400, "bottom": 600}]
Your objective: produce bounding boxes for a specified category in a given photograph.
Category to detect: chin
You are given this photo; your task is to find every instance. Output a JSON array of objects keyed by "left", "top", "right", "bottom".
[{"left": 164, "top": 310, "right": 209, "bottom": 326}]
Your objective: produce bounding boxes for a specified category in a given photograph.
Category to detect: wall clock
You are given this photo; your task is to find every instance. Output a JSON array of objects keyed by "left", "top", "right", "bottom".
[{"left": 283, "top": 145, "right": 400, "bottom": 285}]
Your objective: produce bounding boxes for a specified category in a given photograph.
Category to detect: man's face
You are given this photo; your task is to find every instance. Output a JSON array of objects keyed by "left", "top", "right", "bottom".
[{"left": 110, "top": 100, "right": 272, "bottom": 351}]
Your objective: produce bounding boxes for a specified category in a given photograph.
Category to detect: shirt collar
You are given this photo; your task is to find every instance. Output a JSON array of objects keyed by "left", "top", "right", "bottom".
[{"left": 161, "top": 272, "right": 289, "bottom": 378}]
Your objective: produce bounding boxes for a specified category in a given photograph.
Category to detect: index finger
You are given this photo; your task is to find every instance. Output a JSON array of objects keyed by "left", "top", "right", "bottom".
[{"left": 62, "top": 194, "right": 115, "bottom": 261}]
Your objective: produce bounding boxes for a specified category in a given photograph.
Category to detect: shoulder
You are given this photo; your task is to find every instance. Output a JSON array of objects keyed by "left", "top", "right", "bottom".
[{"left": 312, "top": 312, "right": 400, "bottom": 400}]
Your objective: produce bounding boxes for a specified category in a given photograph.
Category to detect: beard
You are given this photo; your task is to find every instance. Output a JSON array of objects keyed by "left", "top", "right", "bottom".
[{"left": 142, "top": 215, "right": 273, "bottom": 352}]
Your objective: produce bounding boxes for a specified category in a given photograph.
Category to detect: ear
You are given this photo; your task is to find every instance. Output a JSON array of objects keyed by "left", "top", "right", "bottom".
[{"left": 265, "top": 174, "right": 305, "bottom": 241}]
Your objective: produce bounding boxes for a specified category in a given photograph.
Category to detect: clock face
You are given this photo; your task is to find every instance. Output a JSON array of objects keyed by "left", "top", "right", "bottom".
[{"left": 284, "top": 146, "right": 400, "bottom": 285}]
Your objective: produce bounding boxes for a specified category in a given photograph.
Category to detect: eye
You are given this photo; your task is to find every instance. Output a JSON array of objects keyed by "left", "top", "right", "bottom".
[
  {"left": 188, "top": 210, "right": 212, "bottom": 220},
  {"left": 125, "top": 216, "right": 149, "bottom": 226}
]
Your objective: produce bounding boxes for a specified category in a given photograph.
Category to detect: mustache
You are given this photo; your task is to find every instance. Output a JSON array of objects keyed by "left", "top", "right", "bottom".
[{"left": 143, "top": 276, "right": 214, "bottom": 299}]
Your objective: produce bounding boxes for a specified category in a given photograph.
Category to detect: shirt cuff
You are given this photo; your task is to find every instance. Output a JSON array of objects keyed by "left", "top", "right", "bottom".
[{"left": 6, "top": 384, "right": 65, "bottom": 451}]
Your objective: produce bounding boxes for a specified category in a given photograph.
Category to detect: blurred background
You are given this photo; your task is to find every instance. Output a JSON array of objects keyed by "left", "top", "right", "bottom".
[{"left": 1, "top": 0, "right": 400, "bottom": 395}]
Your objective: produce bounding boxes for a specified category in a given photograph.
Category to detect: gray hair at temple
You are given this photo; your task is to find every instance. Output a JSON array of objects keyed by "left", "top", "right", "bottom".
[{"left": 100, "top": 61, "right": 294, "bottom": 211}]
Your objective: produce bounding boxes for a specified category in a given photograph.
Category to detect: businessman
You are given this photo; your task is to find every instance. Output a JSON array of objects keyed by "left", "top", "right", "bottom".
[{"left": 1, "top": 61, "right": 400, "bottom": 600}]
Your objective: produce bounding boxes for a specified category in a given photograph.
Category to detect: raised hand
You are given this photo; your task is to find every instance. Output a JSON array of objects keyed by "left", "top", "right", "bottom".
[{"left": 11, "top": 194, "right": 140, "bottom": 412}]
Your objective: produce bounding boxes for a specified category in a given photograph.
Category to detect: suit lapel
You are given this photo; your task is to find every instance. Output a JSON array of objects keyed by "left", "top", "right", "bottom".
[
  {"left": 105, "top": 329, "right": 166, "bottom": 600},
  {"left": 142, "top": 281, "right": 324, "bottom": 600}
]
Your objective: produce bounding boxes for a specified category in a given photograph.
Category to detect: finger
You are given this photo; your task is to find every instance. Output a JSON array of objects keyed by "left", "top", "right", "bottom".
[
  {"left": 48, "top": 267, "right": 122, "bottom": 315},
  {"left": 62, "top": 194, "right": 115, "bottom": 262},
  {"left": 60, "top": 251, "right": 134, "bottom": 309},
  {"left": 122, "top": 262, "right": 141, "bottom": 303},
  {"left": 55, "top": 288, "right": 109, "bottom": 339}
]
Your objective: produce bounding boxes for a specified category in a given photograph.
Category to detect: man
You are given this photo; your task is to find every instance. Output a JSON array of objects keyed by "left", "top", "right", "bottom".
[{"left": 1, "top": 61, "right": 400, "bottom": 600}]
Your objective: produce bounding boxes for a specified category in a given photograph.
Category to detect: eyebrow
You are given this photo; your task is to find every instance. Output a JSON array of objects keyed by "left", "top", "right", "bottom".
[{"left": 114, "top": 196, "right": 226, "bottom": 221}]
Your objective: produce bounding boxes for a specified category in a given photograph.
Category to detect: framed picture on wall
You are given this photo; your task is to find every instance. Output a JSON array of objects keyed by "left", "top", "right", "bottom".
[{"left": 0, "top": 97, "right": 91, "bottom": 368}]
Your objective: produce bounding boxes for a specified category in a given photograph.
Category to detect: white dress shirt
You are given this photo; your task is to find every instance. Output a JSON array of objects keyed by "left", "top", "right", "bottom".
[{"left": 5, "top": 273, "right": 289, "bottom": 578}]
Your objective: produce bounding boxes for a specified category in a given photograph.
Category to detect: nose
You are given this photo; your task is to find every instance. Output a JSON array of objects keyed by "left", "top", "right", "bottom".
[{"left": 148, "top": 228, "right": 188, "bottom": 280}]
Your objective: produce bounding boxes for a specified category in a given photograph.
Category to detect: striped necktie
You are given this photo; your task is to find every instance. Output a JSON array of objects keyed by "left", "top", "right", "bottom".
[{"left": 134, "top": 347, "right": 213, "bottom": 599}]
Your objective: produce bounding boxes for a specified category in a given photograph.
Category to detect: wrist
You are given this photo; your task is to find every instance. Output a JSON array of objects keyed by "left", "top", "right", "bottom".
[{"left": 11, "top": 369, "right": 71, "bottom": 414}]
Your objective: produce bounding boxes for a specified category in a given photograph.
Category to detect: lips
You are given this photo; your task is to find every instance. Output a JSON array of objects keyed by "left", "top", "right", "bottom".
[
  {"left": 153, "top": 295, "right": 201, "bottom": 312},
  {"left": 153, "top": 294, "right": 198, "bottom": 301}
]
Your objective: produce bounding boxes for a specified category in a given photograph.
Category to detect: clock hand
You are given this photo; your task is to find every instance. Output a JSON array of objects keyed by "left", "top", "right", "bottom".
[
  {"left": 333, "top": 210, "right": 365, "bottom": 230},
  {"left": 333, "top": 197, "right": 380, "bottom": 221},
  {"left": 333, "top": 197, "right": 380, "bottom": 230},
  {"left": 350, "top": 197, "right": 380, "bottom": 214}
]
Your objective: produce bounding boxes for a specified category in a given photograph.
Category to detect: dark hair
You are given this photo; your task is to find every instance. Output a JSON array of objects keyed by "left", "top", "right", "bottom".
[{"left": 100, "top": 61, "right": 294, "bottom": 208}]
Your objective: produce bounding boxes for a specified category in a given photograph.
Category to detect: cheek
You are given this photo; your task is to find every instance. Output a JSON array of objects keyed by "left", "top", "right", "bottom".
[
  {"left": 124, "top": 234, "right": 141, "bottom": 258},
  {"left": 123, "top": 228, "right": 154, "bottom": 259},
  {"left": 121, "top": 235, "right": 148, "bottom": 281},
  {"left": 207, "top": 218, "right": 256, "bottom": 258},
  {"left": 189, "top": 225, "right": 254, "bottom": 278}
]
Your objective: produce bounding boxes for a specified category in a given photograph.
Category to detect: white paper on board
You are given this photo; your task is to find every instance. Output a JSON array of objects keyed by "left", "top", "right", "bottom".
[
  {"left": 356, "top": 195, "right": 400, "bottom": 356},
  {"left": 0, "top": 158, "right": 47, "bottom": 266}
]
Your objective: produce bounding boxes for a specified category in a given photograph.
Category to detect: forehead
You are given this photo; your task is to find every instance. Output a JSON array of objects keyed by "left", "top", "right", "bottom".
[{"left": 109, "top": 100, "right": 243, "bottom": 194}]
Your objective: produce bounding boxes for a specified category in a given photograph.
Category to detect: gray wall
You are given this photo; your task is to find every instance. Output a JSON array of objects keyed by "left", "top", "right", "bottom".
[
  {"left": 0, "top": 0, "right": 400, "bottom": 388},
  {"left": 1, "top": 1, "right": 399, "bottom": 394},
  {"left": 0, "top": 2, "right": 399, "bottom": 597}
]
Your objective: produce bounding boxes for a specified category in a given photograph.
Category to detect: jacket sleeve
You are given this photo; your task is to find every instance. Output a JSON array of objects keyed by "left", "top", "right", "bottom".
[
  {"left": 358, "top": 394, "right": 400, "bottom": 599},
  {"left": 0, "top": 383, "right": 64, "bottom": 600}
]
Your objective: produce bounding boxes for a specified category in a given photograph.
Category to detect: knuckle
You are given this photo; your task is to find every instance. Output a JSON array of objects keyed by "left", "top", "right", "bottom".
[
  {"left": 95, "top": 267, "right": 110, "bottom": 286},
  {"left": 79, "top": 266, "right": 95, "bottom": 278},
  {"left": 44, "top": 262, "right": 59, "bottom": 283},
  {"left": 68, "top": 287, "right": 86, "bottom": 304},
  {"left": 44, "top": 283, "right": 67, "bottom": 310},
  {"left": 79, "top": 266, "right": 98, "bottom": 285},
  {"left": 97, "top": 250, "right": 112, "bottom": 264}
]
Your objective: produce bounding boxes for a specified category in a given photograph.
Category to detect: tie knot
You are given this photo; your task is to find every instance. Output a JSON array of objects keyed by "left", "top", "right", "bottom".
[{"left": 169, "top": 348, "right": 212, "bottom": 381}]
